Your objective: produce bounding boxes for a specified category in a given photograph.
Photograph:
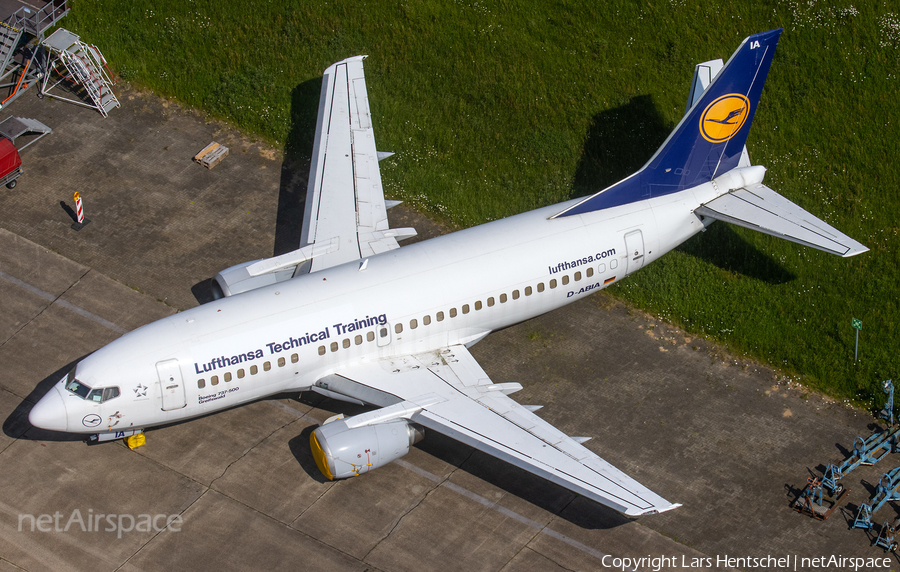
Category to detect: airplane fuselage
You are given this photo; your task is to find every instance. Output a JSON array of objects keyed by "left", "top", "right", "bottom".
[{"left": 35, "top": 171, "right": 744, "bottom": 436}]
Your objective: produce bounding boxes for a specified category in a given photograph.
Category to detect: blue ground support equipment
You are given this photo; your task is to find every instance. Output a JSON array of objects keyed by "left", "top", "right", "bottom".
[
  {"left": 838, "top": 427, "right": 900, "bottom": 478},
  {"left": 881, "top": 380, "right": 895, "bottom": 426},
  {"left": 853, "top": 503, "right": 874, "bottom": 530},
  {"left": 874, "top": 519, "right": 900, "bottom": 552},
  {"left": 853, "top": 466, "right": 900, "bottom": 531},
  {"left": 868, "top": 466, "right": 900, "bottom": 515}
]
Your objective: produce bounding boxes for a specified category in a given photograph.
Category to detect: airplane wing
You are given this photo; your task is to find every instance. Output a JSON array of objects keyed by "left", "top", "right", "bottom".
[
  {"left": 695, "top": 182, "right": 868, "bottom": 257},
  {"left": 301, "top": 56, "right": 416, "bottom": 273},
  {"left": 314, "top": 344, "right": 680, "bottom": 517}
]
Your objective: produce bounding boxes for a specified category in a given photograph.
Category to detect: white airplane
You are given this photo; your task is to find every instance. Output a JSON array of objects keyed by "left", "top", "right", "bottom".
[{"left": 29, "top": 29, "right": 866, "bottom": 517}]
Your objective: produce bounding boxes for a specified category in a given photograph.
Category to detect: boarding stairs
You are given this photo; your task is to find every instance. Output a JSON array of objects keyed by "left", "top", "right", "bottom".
[
  {"left": 40, "top": 28, "right": 118, "bottom": 117},
  {"left": 0, "top": 1, "right": 70, "bottom": 108},
  {"left": 0, "top": 22, "right": 22, "bottom": 78},
  {"left": 0, "top": 116, "right": 52, "bottom": 150}
]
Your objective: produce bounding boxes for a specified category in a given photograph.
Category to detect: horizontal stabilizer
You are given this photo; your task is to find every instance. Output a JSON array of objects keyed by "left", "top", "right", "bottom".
[{"left": 695, "top": 183, "right": 868, "bottom": 257}]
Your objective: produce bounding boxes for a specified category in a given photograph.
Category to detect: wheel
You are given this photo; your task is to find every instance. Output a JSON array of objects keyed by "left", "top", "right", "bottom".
[{"left": 6, "top": 179, "right": 16, "bottom": 189}]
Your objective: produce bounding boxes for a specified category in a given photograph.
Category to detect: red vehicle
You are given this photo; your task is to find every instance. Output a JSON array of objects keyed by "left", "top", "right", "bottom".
[{"left": 0, "top": 137, "right": 22, "bottom": 189}]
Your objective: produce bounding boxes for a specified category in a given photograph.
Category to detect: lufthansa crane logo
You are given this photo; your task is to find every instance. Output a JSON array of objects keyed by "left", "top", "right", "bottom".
[{"left": 699, "top": 94, "right": 750, "bottom": 143}]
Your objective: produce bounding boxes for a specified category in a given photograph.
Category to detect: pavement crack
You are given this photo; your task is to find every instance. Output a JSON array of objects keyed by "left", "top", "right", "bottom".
[
  {"left": 208, "top": 416, "right": 299, "bottom": 489},
  {"left": 112, "top": 487, "right": 211, "bottom": 572},
  {"left": 361, "top": 467, "right": 453, "bottom": 563}
]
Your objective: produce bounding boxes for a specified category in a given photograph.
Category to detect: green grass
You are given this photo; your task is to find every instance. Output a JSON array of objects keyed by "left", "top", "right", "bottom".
[{"left": 65, "top": 0, "right": 900, "bottom": 406}]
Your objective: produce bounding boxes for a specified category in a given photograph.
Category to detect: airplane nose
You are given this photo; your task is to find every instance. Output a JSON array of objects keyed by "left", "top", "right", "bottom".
[{"left": 29, "top": 389, "right": 68, "bottom": 432}]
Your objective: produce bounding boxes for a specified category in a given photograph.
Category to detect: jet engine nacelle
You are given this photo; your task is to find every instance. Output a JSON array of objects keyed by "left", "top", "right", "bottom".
[
  {"left": 211, "top": 259, "right": 298, "bottom": 299},
  {"left": 310, "top": 418, "right": 425, "bottom": 480}
]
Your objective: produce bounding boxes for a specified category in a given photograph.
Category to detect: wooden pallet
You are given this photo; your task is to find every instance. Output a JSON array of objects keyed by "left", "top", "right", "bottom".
[{"left": 193, "top": 142, "right": 229, "bottom": 169}]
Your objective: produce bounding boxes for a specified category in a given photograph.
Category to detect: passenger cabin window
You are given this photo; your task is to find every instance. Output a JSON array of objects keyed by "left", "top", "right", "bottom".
[
  {"left": 525, "top": 286, "right": 532, "bottom": 296},
  {"left": 537, "top": 282, "right": 545, "bottom": 293},
  {"left": 487, "top": 297, "right": 495, "bottom": 307},
  {"left": 395, "top": 323, "right": 403, "bottom": 334},
  {"left": 224, "top": 372, "right": 232, "bottom": 382},
  {"left": 512, "top": 290, "right": 520, "bottom": 300},
  {"left": 318, "top": 346, "right": 326, "bottom": 356},
  {"left": 367, "top": 332, "right": 375, "bottom": 342},
  {"left": 437, "top": 311, "right": 445, "bottom": 322},
  {"left": 500, "top": 293, "right": 508, "bottom": 303},
  {"left": 462, "top": 304, "right": 470, "bottom": 314},
  {"left": 586, "top": 267, "right": 594, "bottom": 278},
  {"left": 562, "top": 275, "right": 570, "bottom": 285},
  {"left": 238, "top": 368, "right": 245, "bottom": 379},
  {"left": 198, "top": 379, "right": 205, "bottom": 389},
  {"left": 211, "top": 375, "right": 219, "bottom": 386},
  {"left": 574, "top": 271, "right": 582, "bottom": 281},
  {"left": 343, "top": 338, "right": 351, "bottom": 349},
  {"left": 475, "top": 301, "right": 482, "bottom": 310},
  {"left": 410, "top": 319, "right": 418, "bottom": 329},
  {"left": 330, "top": 342, "right": 339, "bottom": 352},
  {"left": 263, "top": 361, "right": 272, "bottom": 371},
  {"left": 278, "top": 357, "right": 286, "bottom": 367},
  {"left": 423, "top": 315, "right": 431, "bottom": 326},
  {"left": 250, "top": 365, "right": 259, "bottom": 375},
  {"left": 550, "top": 279, "right": 557, "bottom": 289},
  {"left": 355, "top": 335, "right": 363, "bottom": 345},
  {"left": 450, "top": 308, "right": 458, "bottom": 318}
]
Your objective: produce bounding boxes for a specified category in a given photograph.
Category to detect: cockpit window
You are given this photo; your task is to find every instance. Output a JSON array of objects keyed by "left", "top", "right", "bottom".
[
  {"left": 63, "top": 369, "right": 119, "bottom": 403},
  {"left": 86, "top": 387, "right": 121, "bottom": 403},
  {"left": 64, "top": 370, "right": 91, "bottom": 399}
]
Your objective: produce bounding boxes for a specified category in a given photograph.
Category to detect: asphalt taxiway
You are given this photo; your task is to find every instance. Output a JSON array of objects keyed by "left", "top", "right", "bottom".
[{"left": 0, "top": 85, "right": 896, "bottom": 571}]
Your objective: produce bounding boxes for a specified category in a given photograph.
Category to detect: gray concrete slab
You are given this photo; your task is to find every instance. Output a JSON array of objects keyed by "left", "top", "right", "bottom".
[
  {"left": 0, "top": 80, "right": 896, "bottom": 572},
  {"left": 363, "top": 483, "right": 541, "bottom": 572},
  {"left": 0, "top": 437, "right": 205, "bottom": 572},
  {"left": 125, "top": 489, "right": 370, "bottom": 572},
  {"left": 292, "top": 459, "right": 438, "bottom": 560},
  {"left": 132, "top": 399, "right": 306, "bottom": 486},
  {"left": 210, "top": 412, "right": 333, "bottom": 525}
]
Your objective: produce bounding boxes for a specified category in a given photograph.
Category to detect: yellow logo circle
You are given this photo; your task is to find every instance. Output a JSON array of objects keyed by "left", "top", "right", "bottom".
[{"left": 699, "top": 94, "right": 750, "bottom": 143}]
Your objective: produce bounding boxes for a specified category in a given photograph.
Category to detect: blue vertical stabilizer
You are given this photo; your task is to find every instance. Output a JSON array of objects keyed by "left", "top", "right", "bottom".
[{"left": 556, "top": 29, "right": 782, "bottom": 217}]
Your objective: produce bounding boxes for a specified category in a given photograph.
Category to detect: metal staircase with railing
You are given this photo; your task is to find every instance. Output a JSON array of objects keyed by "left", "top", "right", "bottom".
[
  {"left": 0, "top": 1, "right": 70, "bottom": 108},
  {"left": 0, "top": 1, "right": 119, "bottom": 117},
  {"left": 0, "top": 21, "right": 24, "bottom": 77},
  {"left": 40, "top": 28, "right": 119, "bottom": 116}
]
